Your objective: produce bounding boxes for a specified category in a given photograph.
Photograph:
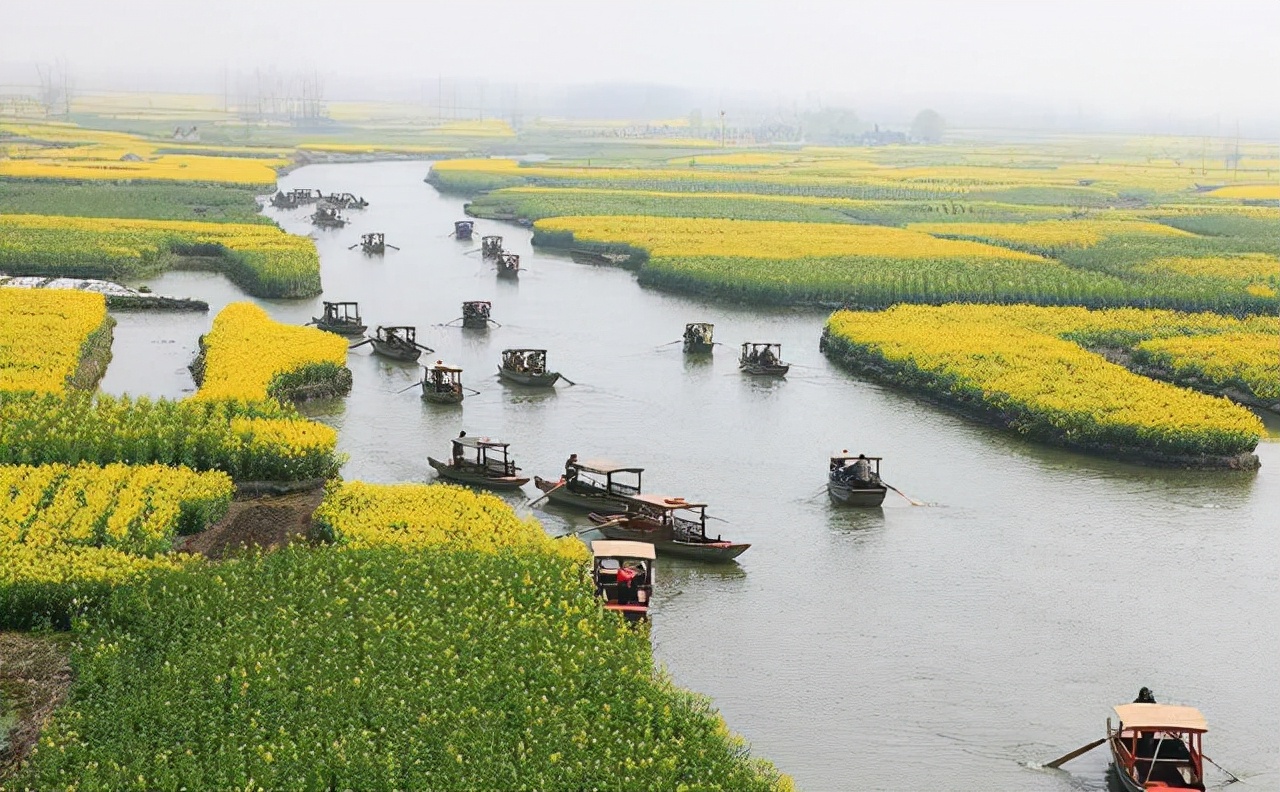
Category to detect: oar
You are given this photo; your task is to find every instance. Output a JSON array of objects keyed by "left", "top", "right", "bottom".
[
  {"left": 1203, "top": 754, "right": 1243, "bottom": 784},
  {"left": 528, "top": 481, "right": 565, "bottom": 507},
  {"left": 706, "top": 514, "right": 730, "bottom": 523},
  {"left": 414, "top": 343, "right": 435, "bottom": 352},
  {"left": 385, "top": 243, "right": 401, "bottom": 250},
  {"left": 347, "top": 243, "right": 360, "bottom": 250},
  {"left": 1045, "top": 737, "right": 1106, "bottom": 769},
  {"left": 558, "top": 374, "right": 578, "bottom": 386},
  {"left": 462, "top": 247, "right": 482, "bottom": 255},
  {"left": 555, "top": 522, "right": 611, "bottom": 539},
  {"left": 348, "top": 338, "right": 372, "bottom": 350},
  {"left": 395, "top": 380, "right": 424, "bottom": 394},
  {"left": 462, "top": 386, "right": 482, "bottom": 395},
  {"left": 881, "top": 480, "right": 925, "bottom": 506},
  {"left": 656, "top": 339, "right": 683, "bottom": 348}
]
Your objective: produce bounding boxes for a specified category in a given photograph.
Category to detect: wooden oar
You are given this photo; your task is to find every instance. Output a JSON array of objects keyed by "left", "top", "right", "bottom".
[
  {"left": 462, "top": 386, "right": 482, "bottom": 395},
  {"left": 558, "top": 374, "right": 578, "bottom": 386},
  {"left": 385, "top": 243, "right": 401, "bottom": 250},
  {"left": 348, "top": 338, "right": 372, "bottom": 350},
  {"left": 1044, "top": 737, "right": 1106, "bottom": 769},
  {"left": 555, "top": 522, "right": 612, "bottom": 539},
  {"left": 414, "top": 343, "right": 435, "bottom": 352},
  {"left": 1203, "top": 754, "right": 1243, "bottom": 784},
  {"left": 346, "top": 243, "right": 360, "bottom": 250},
  {"left": 528, "top": 481, "right": 565, "bottom": 507},
  {"left": 656, "top": 339, "right": 683, "bottom": 349},
  {"left": 486, "top": 319, "right": 503, "bottom": 327},
  {"left": 881, "top": 480, "right": 924, "bottom": 506},
  {"left": 395, "top": 380, "right": 424, "bottom": 394}
]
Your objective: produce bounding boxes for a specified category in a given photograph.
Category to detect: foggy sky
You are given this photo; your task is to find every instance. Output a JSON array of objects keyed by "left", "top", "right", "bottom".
[{"left": 3, "top": 0, "right": 1278, "bottom": 125}]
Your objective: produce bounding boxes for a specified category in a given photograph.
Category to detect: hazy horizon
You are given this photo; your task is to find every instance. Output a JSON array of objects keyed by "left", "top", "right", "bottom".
[{"left": 3, "top": 0, "right": 1279, "bottom": 134}]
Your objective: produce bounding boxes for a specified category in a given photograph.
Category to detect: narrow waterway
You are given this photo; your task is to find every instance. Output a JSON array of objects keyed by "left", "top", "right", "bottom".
[{"left": 104, "top": 161, "right": 1280, "bottom": 791}]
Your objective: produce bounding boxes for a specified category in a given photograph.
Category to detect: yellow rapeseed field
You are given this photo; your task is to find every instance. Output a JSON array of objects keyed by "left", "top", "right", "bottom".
[
  {"left": 1207, "top": 184, "right": 1280, "bottom": 200},
  {"left": 195, "top": 302, "right": 348, "bottom": 402},
  {"left": 535, "top": 215, "right": 1047, "bottom": 260},
  {"left": 908, "top": 219, "right": 1193, "bottom": 249},
  {"left": 314, "top": 481, "right": 588, "bottom": 562},
  {"left": 824, "top": 305, "right": 1266, "bottom": 458},
  {"left": 1136, "top": 332, "right": 1280, "bottom": 401},
  {"left": 1139, "top": 254, "right": 1280, "bottom": 281},
  {"left": 0, "top": 288, "right": 108, "bottom": 394}
]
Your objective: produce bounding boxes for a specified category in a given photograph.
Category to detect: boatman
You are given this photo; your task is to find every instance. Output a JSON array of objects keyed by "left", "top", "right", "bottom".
[
  {"left": 565, "top": 453, "right": 579, "bottom": 484},
  {"left": 852, "top": 454, "right": 872, "bottom": 483}
]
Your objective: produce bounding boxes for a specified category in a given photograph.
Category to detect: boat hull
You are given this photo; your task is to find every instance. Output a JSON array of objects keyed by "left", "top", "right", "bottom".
[
  {"left": 428, "top": 457, "right": 529, "bottom": 490},
  {"left": 370, "top": 339, "right": 421, "bottom": 362},
  {"left": 827, "top": 480, "right": 887, "bottom": 507},
  {"left": 1107, "top": 729, "right": 1205, "bottom": 792},
  {"left": 498, "top": 367, "right": 560, "bottom": 387},
  {"left": 741, "top": 363, "right": 789, "bottom": 376},
  {"left": 421, "top": 388, "right": 463, "bottom": 404},
  {"left": 313, "top": 320, "right": 367, "bottom": 336},
  {"left": 588, "top": 514, "right": 749, "bottom": 562},
  {"left": 461, "top": 317, "right": 489, "bottom": 329},
  {"left": 497, "top": 267, "right": 519, "bottom": 279},
  {"left": 533, "top": 476, "right": 631, "bottom": 512},
  {"left": 683, "top": 340, "right": 714, "bottom": 354}
]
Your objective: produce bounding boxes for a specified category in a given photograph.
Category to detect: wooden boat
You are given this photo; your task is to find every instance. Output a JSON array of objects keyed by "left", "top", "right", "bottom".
[
  {"left": 740, "top": 342, "right": 789, "bottom": 376},
  {"left": 533, "top": 459, "right": 643, "bottom": 512},
  {"left": 370, "top": 325, "right": 430, "bottom": 362},
  {"left": 421, "top": 362, "right": 464, "bottom": 404},
  {"left": 497, "top": 348, "right": 561, "bottom": 387},
  {"left": 1107, "top": 703, "right": 1208, "bottom": 791},
  {"left": 454, "top": 220, "right": 475, "bottom": 240},
  {"left": 589, "top": 494, "right": 749, "bottom": 563},
  {"left": 460, "top": 300, "right": 492, "bottom": 330},
  {"left": 323, "top": 192, "right": 368, "bottom": 210},
  {"left": 828, "top": 452, "right": 888, "bottom": 507},
  {"left": 310, "top": 203, "right": 348, "bottom": 228},
  {"left": 496, "top": 252, "right": 520, "bottom": 279},
  {"left": 481, "top": 235, "right": 503, "bottom": 259},
  {"left": 359, "top": 232, "right": 386, "bottom": 255},
  {"left": 683, "top": 322, "right": 714, "bottom": 354},
  {"left": 428, "top": 436, "right": 529, "bottom": 490},
  {"left": 270, "top": 188, "right": 321, "bottom": 209},
  {"left": 591, "top": 540, "right": 654, "bottom": 623},
  {"left": 312, "top": 301, "right": 366, "bottom": 336}
]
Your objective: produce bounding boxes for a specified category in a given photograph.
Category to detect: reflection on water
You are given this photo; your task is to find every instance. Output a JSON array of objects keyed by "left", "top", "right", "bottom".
[{"left": 100, "top": 161, "right": 1280, "bottom": 792}]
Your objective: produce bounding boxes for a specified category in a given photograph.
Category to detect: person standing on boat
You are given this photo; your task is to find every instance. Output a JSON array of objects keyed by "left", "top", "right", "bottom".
[{"left": 565, "top": 453, "right": 580, "bottom": 484}]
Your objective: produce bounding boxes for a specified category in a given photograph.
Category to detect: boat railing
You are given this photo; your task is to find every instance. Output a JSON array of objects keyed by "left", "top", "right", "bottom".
[{"left": 608, "top": 482, "right": 641, "bottom": 496}]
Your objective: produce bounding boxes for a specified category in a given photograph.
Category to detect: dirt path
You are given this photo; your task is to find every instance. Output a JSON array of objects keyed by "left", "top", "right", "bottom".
[
  {"left": 0, "top": 632, "right": 72, "bottom": 779},
  {"left": 177, "top": 488, "right": 325, "bottom": 560}
]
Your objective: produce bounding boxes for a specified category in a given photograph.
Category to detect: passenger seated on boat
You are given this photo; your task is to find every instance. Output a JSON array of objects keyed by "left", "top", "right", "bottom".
[
  {"left": 759, "top": 348, "right": 777, "bottom": 366},
  {"left": 615, "top": 563, "right": 641, "bottom": 604},
  {"left": 851, "top": 454, "right": 871, "bottom": 483}
]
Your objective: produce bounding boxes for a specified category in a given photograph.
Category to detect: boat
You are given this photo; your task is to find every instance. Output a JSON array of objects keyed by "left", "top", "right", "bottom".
[
  {"left": 428, "top": 435, "right": 530, "bottom": 490},
  {"left": 591, "top": 540, "right": 655, "bottom": 623},
  {"left": 358, "top": 232, "right": 390, "bottom": 255},
  {"left": 497, "top": 348, "right": 561, "bottom": 387},
  {"left": 460, "top": 300, "right": 492, "bottom": 329},
  {"left": 1107, "top": 702, "right": 1208, "bottom": 791},
  {"left": 454, "top": 220, "right": 475, "bottom": 240},
  {"left": 311, "top": 301, "right": 366, "bottom": 336},
  {"left": 683, "top": 322, "right": 715, "bottom": 354},
  {"left": 270, "top": 188, "right": 321, "bottom": 209},
  {"left": 533, "top": 459, "right": 643, "bottom": 512},
  {"left": 310, "top": 203, "right": 348, "bottom": 228},
  {"left": 421, "top": 362, "right": 465, "bottom": 404},
  {"left": 496, "top": 252, "right": 520, "bottom": 279},
  {"left": 589, "top": 494, "right": 749, "bottom": 563},
  {"left": 740, "top": 342, "right": 789, "bottom": 376},
  {"left": 827, "top": 451, "right": 888, "bottom": 507},
  {"left": 370, "top": 325, "right": 430, "bottom": 362},
  {"left": 481, "top": 235, "right": 503, "bottom": 259},
  {"left": 323, "top": 192, "right": 368, "bottom": 210}
]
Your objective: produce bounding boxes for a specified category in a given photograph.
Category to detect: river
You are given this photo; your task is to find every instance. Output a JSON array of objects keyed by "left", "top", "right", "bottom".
[{"left": 102, "top": 161, "right": 1280, "bottom": 791}]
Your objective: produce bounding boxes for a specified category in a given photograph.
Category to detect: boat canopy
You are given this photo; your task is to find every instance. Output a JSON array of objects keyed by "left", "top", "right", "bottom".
[
  {"left": 428, "top": 362, "right": 462, "bottom": 373},
  {"left": 1113, "top": 704, "right": 1208, "bottom": 733},
  {"left": 453, "top": 435, "right": 509, "bottom": 449},
  {"left": 628, "top": 493, "right": 707, "bottom": 510},
  {"left": 577, "top": 459, "right": 644, "bottom": 475},
  {"left": 831, "top": 452, "right": 883, "bottom": 462},
  {"left": 591, "top": 540, "right": 656, "bottom": 560}
]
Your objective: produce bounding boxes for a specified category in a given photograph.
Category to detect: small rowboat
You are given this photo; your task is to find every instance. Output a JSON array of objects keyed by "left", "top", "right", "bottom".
[
  {"left": 497, "top": 348, "right": 561, "bottom": 387},
  {"left": 828, "top": 452, "right": 887, "bottom": 507},
  {"left": 683, "top": 322, "right": 715, "bottom": 354},
  {"left": 496, "top": 252, "right": 520, "bottom": 279},
  {"left": 312, "top": 301, "right": 366, "bottom": 336},
  {"left": 740, "top": 342, "right": 789, "bottom": 376},
  {"left": 429, "top": 436, "right": 529, "bottom": 490},
  {"left": 533, "top": 459, "right": 642, "bottom": 512},
  {"left": 310, "top": 203, "right": 348, "bottom": 228},
  {"left": 589, "top": 494, "right": 749, "bottom": 563},
  {"left": 369, "top": 325, "right": 431, "bottom": 362},
  {"left": 454, "top": 220, "right": 475, "bottom": 240},
  {"left": 1108, "top": 703, "right": 1208, "bottom": 791},
  {"left": 421, "top": 362, "right": 464, "bottom": 404},
  {"left": 481, "top": 235, "right": 503, "bottom": 259},
  {"left": 460, "top": 300, "right": 492, "bottom": 330},
  {"left": 591, "top": 540, "right": 654, "bottom": 623}
]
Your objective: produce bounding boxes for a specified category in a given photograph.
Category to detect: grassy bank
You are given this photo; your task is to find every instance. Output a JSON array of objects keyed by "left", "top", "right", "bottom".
[{"left": 0, "top": 180, "right": 268, "bottom": 223}]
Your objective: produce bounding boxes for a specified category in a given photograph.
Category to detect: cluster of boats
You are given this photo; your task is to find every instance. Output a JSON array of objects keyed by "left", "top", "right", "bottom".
[{"left": 267, "top": 187, "right": 369, "bottom": 228}]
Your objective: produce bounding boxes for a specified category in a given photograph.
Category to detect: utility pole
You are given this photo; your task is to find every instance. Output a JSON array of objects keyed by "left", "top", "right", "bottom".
[{"left": 719, "top": 109, "right": 726, "bottom": 148}]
